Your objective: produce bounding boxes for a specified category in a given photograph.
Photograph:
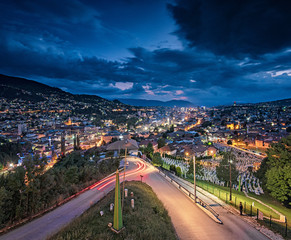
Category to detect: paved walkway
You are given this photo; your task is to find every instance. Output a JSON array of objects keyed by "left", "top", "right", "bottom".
[
  {"left": 136, "top": 163, "right": 269, "bottom": 240},
  {"left": 166, "top": 172, "right": 284, "bottom": 240},
  {"left": 243, "top": 191, "right": 286, "bottom": 222}
]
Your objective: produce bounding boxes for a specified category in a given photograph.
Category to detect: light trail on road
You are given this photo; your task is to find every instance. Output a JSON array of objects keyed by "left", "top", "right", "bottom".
[
  {"left": 87, "top": 160, "right": 147, "bottom": 191},
  {"left": 96, "top": 161, "right": 146, "bottom": 190},
  {"left": 0, "top": 157, "right": 269, "bottom": 240}
]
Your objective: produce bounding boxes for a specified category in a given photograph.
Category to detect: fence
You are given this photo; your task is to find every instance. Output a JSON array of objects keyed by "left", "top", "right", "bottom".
[
  {"left": 196, "top": 181, "right": 290, "bottom": 238},
  {"left": 158, "top": 169, "right": 220, "bottom": 221}
]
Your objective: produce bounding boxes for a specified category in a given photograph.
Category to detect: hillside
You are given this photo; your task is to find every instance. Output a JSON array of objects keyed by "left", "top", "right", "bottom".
[
  {"left": 0, "top": 74, "right": 130, "bottom": 115},
  {"left": 256, "top": 98, "right": 291, "bottom": 106}
]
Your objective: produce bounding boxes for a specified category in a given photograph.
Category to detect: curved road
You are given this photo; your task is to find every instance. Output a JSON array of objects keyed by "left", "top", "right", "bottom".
[{"left": 0, "top": 157, "right": 268, "bottom": 240}]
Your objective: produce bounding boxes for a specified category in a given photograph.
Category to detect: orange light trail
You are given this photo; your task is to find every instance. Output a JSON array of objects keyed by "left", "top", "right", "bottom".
[{"left": 96, "top": 161, "right": 146, "bottom": 191}]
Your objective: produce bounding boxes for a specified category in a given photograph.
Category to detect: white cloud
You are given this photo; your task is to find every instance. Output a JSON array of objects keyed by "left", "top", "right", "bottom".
[
  {"left": 110, "top": 82, "right": 133, "bottom": 90},
  {"left": 176, "top": 90, "right": 184, "bottom": 95}
]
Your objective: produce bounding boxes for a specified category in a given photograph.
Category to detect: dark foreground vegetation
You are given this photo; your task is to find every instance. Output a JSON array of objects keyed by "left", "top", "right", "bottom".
[
  {"left": 0, "top": 150, "right": 120, "bottom": 229},
  {"left": 49, "top": 181, "right": 177, "bottom": 240}
]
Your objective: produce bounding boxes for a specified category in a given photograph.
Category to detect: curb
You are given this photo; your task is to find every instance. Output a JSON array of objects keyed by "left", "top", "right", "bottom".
[{"left": 156, "top": 170, "right": 223, "bottom": 224}]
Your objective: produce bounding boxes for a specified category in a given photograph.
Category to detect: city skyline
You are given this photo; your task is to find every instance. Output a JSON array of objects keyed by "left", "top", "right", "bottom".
[{"left": 0, "top": 0, "right": 291, "bottom": 106}]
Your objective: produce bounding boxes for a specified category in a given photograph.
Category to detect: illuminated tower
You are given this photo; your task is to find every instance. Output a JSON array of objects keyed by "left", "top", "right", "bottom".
[{"left": 112, "top": 169, "right": 124, "bottom": 233}]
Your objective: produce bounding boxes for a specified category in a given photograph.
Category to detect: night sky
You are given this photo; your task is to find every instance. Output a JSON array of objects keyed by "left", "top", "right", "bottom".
[{"left": 0, "top": 0, "right": 291, "bottom": 106}]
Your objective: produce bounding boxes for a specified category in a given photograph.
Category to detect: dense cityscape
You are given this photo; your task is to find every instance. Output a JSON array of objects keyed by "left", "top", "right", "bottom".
[{"left": 0, "top": 0, "right": 291, "bottom": 240}]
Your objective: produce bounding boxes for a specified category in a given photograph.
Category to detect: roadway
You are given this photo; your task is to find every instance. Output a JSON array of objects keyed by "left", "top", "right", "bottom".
[
  {"left": 136, "top": 160, "right": 268, "bottom": 240},
  {"left": 0, "top": 157, "right": 268, "bottom": 240},
  {"left": 0, "top": 160, "right": 146, "bottom": 240},
  {"left": 161, "top": 172, "right": 270, "bottom": 239}
]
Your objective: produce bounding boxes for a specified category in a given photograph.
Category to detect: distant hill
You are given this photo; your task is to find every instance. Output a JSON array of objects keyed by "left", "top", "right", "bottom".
[
  {"left": 118, "top": 98, "right": 195, "bottom": 107},
  {"left": 0, "top": 74, "right": 72, "bottom": 101},
  {"left": 216, "top": 98, "right": 291, "bottom": 108},
  {"left": 255, "top": 98, "right": 291, "bottom": 106},
  {"left": 0, "top": 74, "right": 130, "bottom": 115}
]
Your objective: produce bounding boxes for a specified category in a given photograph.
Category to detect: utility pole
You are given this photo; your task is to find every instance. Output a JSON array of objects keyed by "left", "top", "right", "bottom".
[
  {"left": 193, "top": 154, "right": 196, "bottom": 202},
  {"left": 229, "top": 152, "right": 232, "bottom": 201}
]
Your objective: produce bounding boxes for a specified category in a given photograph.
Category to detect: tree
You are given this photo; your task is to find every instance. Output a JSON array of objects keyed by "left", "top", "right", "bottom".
[
  {"left": 216, "top": 152, "right": 238, "bottom": 185},
  {"left": 76, "top": 134, "right": 81, "bottom": 150},
  {"left": 176, "top": 167, "right": 182, "bottom": 177},
  {"left": 254, "top": 157, "right": 268, "bottom": 190},
  {"left": 162, "top": 132, "right": 167, "bottom": 139},
  {"left": 202, "top": 121, "right": 212, "bottom": 128},
  {"left": 0, "top": 186, "right": 11, "bottom": 226},
  {"left": 145, "top": 143, "right": 154, "bottom": 157},
  {"left": 152, "top": 152, "right": 163, "bottom": 166},
  {"left": 73, "top": 136, "right": 77, "bottom": 150},
  {"left": 65, "top": 166, "right": 79, "bottom": 184},
  {"left": 265, "top": 134, "right": 291, "bottom": 207},
  {"left": 110, "top": 137, "right": 118, "bottom": 143},
  {"left": 61, "top": 134, "right": 66, "bottom": 156},
  {"left": 170, "top": 165, "right": 176, "bottom": 173},
  {"left": 127, "top": 117, "right": 137, "bottom": 129},
  {"left": 169, "top": 125, "right": 174, "bottom": 132},
  {"left": 227, "top": 140, "right": 232, "bottom": 145},
  {"left": 187, "top": 159, "right": 203, "bottom": 176},
  {"left": 157, "top": 138, "right": 166, "bottom": 149}
]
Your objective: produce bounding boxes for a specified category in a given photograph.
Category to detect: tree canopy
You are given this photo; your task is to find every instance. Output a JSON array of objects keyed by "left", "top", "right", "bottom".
[
  {"left": 157, "top": 138, "right": 166, "bottom": 149},
  {"left": 265, "top": 134, "right": 291, "bottom": 207},
  {"left": 152, "top": 152, "right": 163, "bottom": 166},
  {"left": 0, "top": 150, "right": 120, "bottom": 228},
  {"left": 216, "top": 151, "right": 238, "bottom": 185}
]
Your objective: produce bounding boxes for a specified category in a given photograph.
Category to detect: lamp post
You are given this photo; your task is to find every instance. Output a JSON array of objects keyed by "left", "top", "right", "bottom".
[
  {"left": 229, "top": 154, "right": 233, "bottom": 201},
  {"left": 193, "top": 155, "right": 196, "bottom": 203}
]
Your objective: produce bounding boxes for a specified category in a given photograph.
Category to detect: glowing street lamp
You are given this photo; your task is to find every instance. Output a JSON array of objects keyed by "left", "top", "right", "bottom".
[
  {"left": 229, "top": 158, "right": 233, "bottom": 201},
  {"left": 193, "top": 155, "right": 196, "bottom": 202}
]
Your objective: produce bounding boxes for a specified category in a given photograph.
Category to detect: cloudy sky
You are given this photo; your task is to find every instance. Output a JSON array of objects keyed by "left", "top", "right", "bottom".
[{"left": 0, "top": 0, "right": 290, "bottom": 106}]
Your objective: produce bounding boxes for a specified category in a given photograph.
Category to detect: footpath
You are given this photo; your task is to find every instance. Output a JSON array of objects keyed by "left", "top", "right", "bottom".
[
  {"left": 166, "top": 172, "right": 284, "bottom": 240},
  {"left": 243, "top": 191, "right": 286, "bottom": 222}
]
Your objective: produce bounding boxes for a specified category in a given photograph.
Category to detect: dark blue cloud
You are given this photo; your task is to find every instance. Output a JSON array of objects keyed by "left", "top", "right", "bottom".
[
  {"left": 168, "top": 0, "right": 291, "bottom": 57},
  {"left": 0, "top": 0, "right": 290, "bottom": 106}
]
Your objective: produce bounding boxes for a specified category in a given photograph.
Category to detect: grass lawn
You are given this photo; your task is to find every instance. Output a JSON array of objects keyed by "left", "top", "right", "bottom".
[
  {"left": 49, "top": 181, "right": 177, "bottom": 240},
  {"left": 187, "top": 179, "right": 281, "bottom": 220},
  {"left": 162, "top": 162, "right": 170, "bottom": 170},
  {"left": 248, "top": 192, "right": 291, "bottom": 227}
]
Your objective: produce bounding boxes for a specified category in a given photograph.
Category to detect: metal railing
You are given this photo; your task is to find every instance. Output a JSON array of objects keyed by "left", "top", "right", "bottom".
[{"left": 158, "top": 168, "right": 220, "bottom": 219}]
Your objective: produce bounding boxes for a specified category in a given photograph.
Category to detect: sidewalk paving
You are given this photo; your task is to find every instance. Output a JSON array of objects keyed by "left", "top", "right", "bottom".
[
  {"left": 243, "top": 191, "right": 286, "bottom": 222},
  {"left": 167, "top": 173, "right": 284, "bottom": 240}
]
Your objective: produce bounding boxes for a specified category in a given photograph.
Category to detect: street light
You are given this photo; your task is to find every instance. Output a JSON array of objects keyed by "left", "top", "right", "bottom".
[
  {"left": 193, "top": 155, "right": 196, "bottom": 203},
  {"left": 228, "top": 154, "right": 233, "bottom": 201}
]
